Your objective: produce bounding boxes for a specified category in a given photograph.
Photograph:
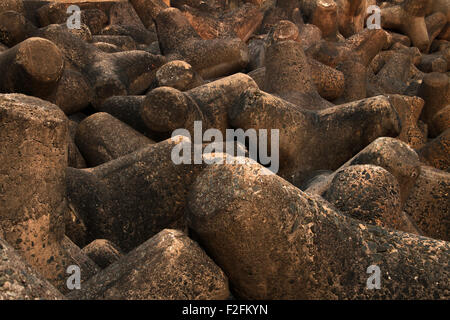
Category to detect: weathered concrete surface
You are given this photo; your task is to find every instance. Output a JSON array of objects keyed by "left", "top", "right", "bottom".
[
  {"left": 76, "top": 112, "right": 154, "bottom": 166},
  {"left": 188, "top": 157, "right": 450, "bottom": 299},
  {"left": 323, "top": 165, "right": 415, "bottom": 233},
  {"left": 68, "top": 229, "right": 229, "bottom": 300},
  {"left": 229, "top": 89, "right": 401, "bottom": 186},
  {"left": 0, "top": 237, "right": 65, "bottom": 300},
  {"left": 403, "top": 165, "right": 450, "bottom": 242},
  {"left": 0, "top": 94, "right": 70, "bottom": 288},
  {"left": 82, "top": 239, "right": 123, "bottom": 269},
  {"left": 66, "top": 136, "right": 204, "bottom": 252}
]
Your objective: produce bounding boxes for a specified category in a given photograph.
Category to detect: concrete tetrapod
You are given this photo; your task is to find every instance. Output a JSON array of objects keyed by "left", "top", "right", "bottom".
[
  {"left": 187, "top": 157, "right": 450, "bottom": 299},
  {"left": 68, "top": 229, "right": 229, "bottom": 300},
  {"left": 155, "top": 8, "right": 249, "bottom": 80},
  {"left": 229, "top": 88, "right": 401, "bottom": 186},
  {"left": 0, "top": 94, "right": 96, "bottom": 290}
]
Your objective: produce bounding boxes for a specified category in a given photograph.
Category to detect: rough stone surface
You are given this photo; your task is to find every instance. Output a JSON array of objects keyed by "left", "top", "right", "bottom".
[
  {"left": 0, "top": 94, "right": 75, "bottom": 289},
  {"left": 142, "top": 73, "right": 258, "bottom": 135},
  {"left": 66, "top": 136, "right": 204, "bottom": 252},
  {"left": 82, "top": 239, "right": 123, "bottom": 269},
  {"left": 0, "top": 237, "right": 65, "bottom": 300},
  {"left": 0, "top": 37, "right": 64, "bottom": 99},
  {"left": 323, "top": 165, "right": 417, "bottom": 234},
  {"left": 69, "top": 229, "right": 229, "bottom": 300},
  {"left": 155, "top": 8, "right": 249, "bottom": 79},
  {"left": 0, "top": 0, "right": 449, "bottom": 301},
  {"left": 417, "top": 129, "right": 450, "bottom": 171},
  {"left": 229, "top": 89, "right": 401, "bottom": 186},
  {"left": 76, "top": 112, "right": 154, "bottom": 167},
  {"left": 156, "top": 60, "right": 204, "bottom": 91},
  {"left": 403, "top": 165, "right": 450, "bottom": 242},
  {"left": 188, "top": 158, "right": 450, "bottom": 299},
  {"left": 306, "top": 137, "right": 422, "bottom": 205}
]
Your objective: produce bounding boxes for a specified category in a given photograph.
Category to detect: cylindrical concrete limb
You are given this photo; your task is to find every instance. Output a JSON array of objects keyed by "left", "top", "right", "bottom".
[
  {"left": 230, "top": 89, "right": 401, "bottom": 185},
  {"left": 0, "top": 94, "right": 69, "bottom": 287},
  {"left": 66, "top": 136, "right": 205, "bottom": 252},
  {"left": 266, "top": 20, "right": 300, "bottom": 45},
  {"left": 301, "top": 0, "right": 341, "bottom": 41},
  {"left": 431, "top": 0, "right": 450, "bottom": 21},
  {"left": 298, "top": 23, "right": 322, "bottom": 50},
  {"left": 0, "top": 10, "right": 37, "bottom": 47},
  {"left": 155, "top": 8, "right": 249, "bottom": 79},
  {"left": 249, "top": 63, "right": 345, "bottom": 102},
  {"left": 155, "top": 7, "right": 201, "bottom": 53},
  {"left": 142, "top": 86, "right": 194, "bottom": 133},
  {"left": 387, "top": 32, "right": 412, "bottom": 48},
  {"left": 336, "top": 0, "right": 367, "bottom": 38},
  {"left": 432, "top": 0, "right": 450, "bottom": 41},
  {"left": 307, "top": 29, "right": 388, "bottom": 68},
  {"left": 130, "top": 0, "right": 169, "bottom": 28},
  {"left": 264, "top": 40, "right": 332, "bottom": 110},
  {"left": 264, "top": 39, "right": 313, "bottom": 94},
  {"left": 142, "top": 73, "right": 258, "bottom": 135},
  {"left": 98, "top": 95, "right": 146, "bottom": 131},
  {"left": 372, "top": 51, "right": 414, "bottom": 95},
  {"left": 0, "top": 0, "right": 23, "bottom": 14},
  {"left": 323, "top": 164, "right": 414, "bottom": 234},
  {"left": 48, "top": 68, "right": 94, "bottom": 115},
  {"left": 351, "top": 29, "right": 390, "bottom": 67},
  {"left": 417, "top": 129, "right": 450, "bottom": 171},
  {"left": 403, "top": 165, "right": 450, "bottom": 241},
  {"left": 183, "top": 38, "right": 249, "bottom": 80},
  {"left": 76, "top": 112, "right": 155, "bottom": 167},
  {"left": 335, "top": 60, "right": 367, "bottom": 103},
  {"left": 312, "top": 0, "right": 341, "bottom": 41},
  {"left": 106, "top": 1, "right": 157, "bottom": 43},
  {"left": 0, "top": 37, "right": 64, "bottom": 99},
  {"left": 418, "top": 72, "right": 450, "bottom": 125},
  {"left": 431, "top": 39, "right": 450, "bottom": 53},
  {"left": 187, "top": 159, "right": 450, "bottom": 299},
  {"left": 418, "top": 54, "right": 448, "bottom": 73},
  {"left": 381, "top": 0, "right": 431, "bottom": 52},
  {"left": 81, "top": 239, "right": 123, "bottom": 269},
  {"left": 308, "top": 58, "right": 345, "bottom": 101},
  {"left": 388, "top": 95, "right": 426, "bottom": 149},
  {"left": 306, "top": 137, "right": 422, "bottom": 205},
  {"left": 156, "top": 60, "right": 204, "bottom": 91},
  {"left": 425, "top": 12, "right": 447, "bottom": 51},
  {"left": 430, "top": 105, "right": 450, "bottom": 136}
]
